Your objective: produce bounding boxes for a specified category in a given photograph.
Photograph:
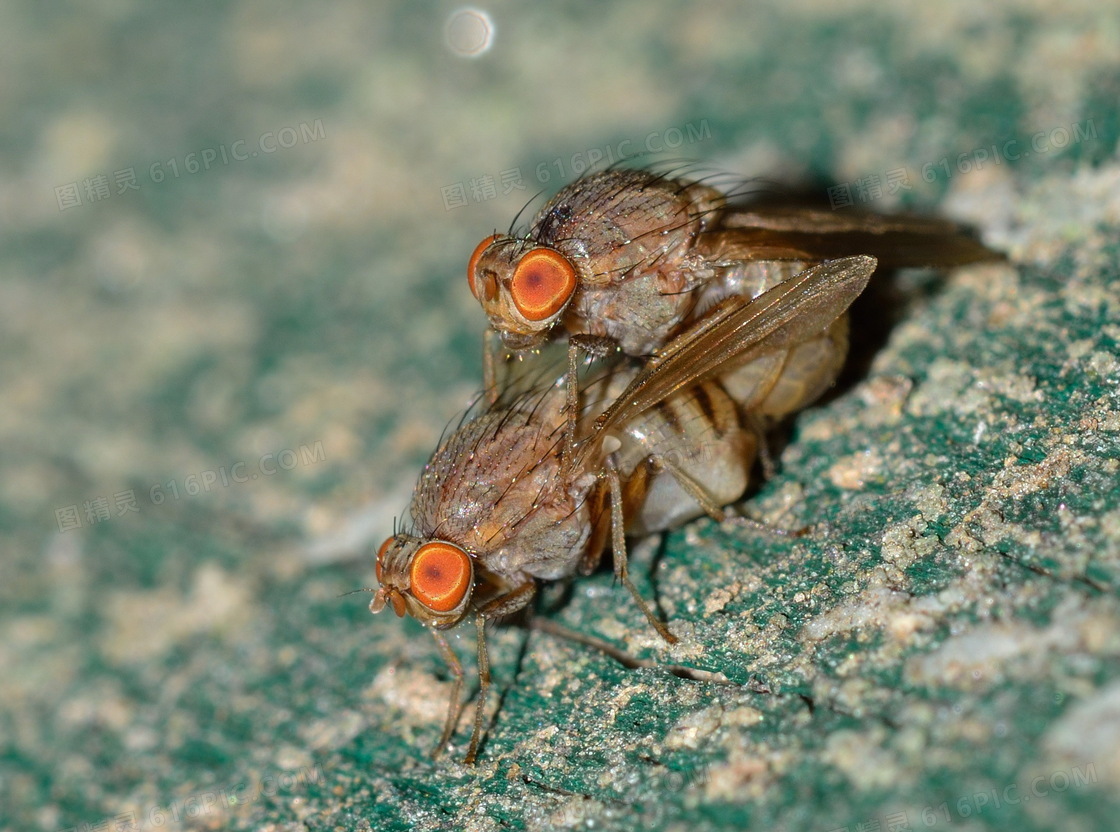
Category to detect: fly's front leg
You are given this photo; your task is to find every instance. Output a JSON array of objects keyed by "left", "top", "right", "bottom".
[
  {"left": 482, "top": 328, "right": 503, "bottom": 405},
  {"left": 478, "top": 579, "right": 537, "bottom": 618},
  {"left": 562, "top": 338, "right": 581, "bottom": 467},
  {"left": 465, "top": 613, "right": 489, "bottom": 765},
  {"left": 459, "top": 579, "right": 537, "bottom": 764},
  {"left": 428, "top": 627, "right": 466, "bottom": 761},
  {"left": 605, "top": 459, "right": 678, "bottom": 644},
  {"left": 562, "top": 334, "right": 617, "bottom": 470}
]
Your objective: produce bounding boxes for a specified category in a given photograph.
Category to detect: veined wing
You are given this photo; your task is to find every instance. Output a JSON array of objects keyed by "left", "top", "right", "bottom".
[
  {"left": 712, "top": 206, "right": 998, "bottom": 269},
  {"left": 583, "top": 255, "right": 877, "bottom": 454},
  {"left": 722, "top": 205, "right": 963, "bottom": 235}
]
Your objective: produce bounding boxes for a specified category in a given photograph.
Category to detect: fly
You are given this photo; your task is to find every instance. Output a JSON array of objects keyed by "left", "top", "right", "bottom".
[
  {"left": 368, "top": 255, "right": 878, "bottom": 763},
  {"left": 467, "top": 167, "right": 995, "bottom": 455}
]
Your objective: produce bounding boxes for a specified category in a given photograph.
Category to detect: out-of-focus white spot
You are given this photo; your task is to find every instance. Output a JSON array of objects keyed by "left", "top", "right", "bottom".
[{"left": 444, "top": 8, "right": 494, "bottom": 58}]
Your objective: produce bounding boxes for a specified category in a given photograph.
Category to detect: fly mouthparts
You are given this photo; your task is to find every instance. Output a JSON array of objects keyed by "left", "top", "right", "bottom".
[{"left": 368, "top": 588, "right": 407, "bottom": 617}]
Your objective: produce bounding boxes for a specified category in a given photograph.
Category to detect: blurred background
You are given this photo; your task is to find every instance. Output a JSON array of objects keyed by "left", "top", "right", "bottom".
[{"left": 2, "top": 2, "right": 1118, "bottom": 830}]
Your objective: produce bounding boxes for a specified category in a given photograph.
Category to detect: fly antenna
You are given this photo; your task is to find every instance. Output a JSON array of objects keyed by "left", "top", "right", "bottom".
[{"left": 339, "top": 587, "right": 377, "bottom": 598}]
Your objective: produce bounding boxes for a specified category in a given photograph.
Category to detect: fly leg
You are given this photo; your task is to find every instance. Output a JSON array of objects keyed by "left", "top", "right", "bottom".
[
  {"left": 561, "top": 337, "right": 580, "bottom": 466},
  {"left": 429, "top": 581, "right": 536, "bottom": 764},
  {"left": 655, "top": 453, "right": 805, "bottom": 538},
  {"left": 428, "top": 627, "right": 466, "bottom": 761},
  {"left": 465, "top": 613, "right": 490, "bottom": 765},
  {"left": 606, "top": 459, "right": 678, "bottom": 644},
  {"left": 482, "top": 328, "right": 504, "bottom": 405},
  {"left": 458, "top": 580, "right": 537, "bottom": 764},
  {"left": 651, "top": 454, "right": 730, "bottom": 523},
  {"left": 743, "top": 411, "right": 779, "bottom": 480},
  {"left": 722, "top": 510, "right": 808, "bottom": 539},
  {"left": 531, "top": 617, "right": 733, "bottom": 684},
  {"left": 561, "top": 334, "right": 617, "bottom": 471}
]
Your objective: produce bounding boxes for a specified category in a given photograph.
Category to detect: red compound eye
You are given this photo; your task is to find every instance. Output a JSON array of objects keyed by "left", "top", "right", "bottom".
[
  {"left": 375, "top": 537, "right": 394, "bottom": 583},
  {"left": 467, "top": 234, "right": 502, "bottom": 300},
  {"left": 409, "top": 541, "right": 472, "bottom": 612},
  {"left": 509, "top": 248, "right": 577, "bottom": 321}
]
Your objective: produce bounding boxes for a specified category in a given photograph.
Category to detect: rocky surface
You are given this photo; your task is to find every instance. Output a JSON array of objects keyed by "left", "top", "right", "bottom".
[{"left": 2, "top": 2, "right": 1117, "bottom": 830}]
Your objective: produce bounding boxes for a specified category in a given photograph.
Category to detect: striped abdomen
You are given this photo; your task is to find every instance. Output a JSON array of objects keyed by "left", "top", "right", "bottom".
[{"left": 613, "top": 378, "right": 756, "bottom": 535}]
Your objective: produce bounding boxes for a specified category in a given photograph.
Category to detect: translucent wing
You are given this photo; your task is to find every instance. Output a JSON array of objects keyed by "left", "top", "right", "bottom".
[
  {"left": 722, "top": 205, "right": 962, "bottom": 234},
  {"left": 582, "top": 255, "right": 878, "bottom": 454},
  {"left": 711, "top": 206, "right": 998, "bottom": 270}
]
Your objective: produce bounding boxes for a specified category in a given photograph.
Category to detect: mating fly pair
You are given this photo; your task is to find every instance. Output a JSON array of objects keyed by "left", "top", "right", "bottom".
[{"left": 368, "top": 166, "right": 993, "bottom": 762}]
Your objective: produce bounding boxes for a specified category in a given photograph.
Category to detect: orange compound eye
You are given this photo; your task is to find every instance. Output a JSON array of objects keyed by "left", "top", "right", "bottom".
[
  {"left": 510, "top": 248, "right": 577, "bottom": 322},
  {"left": 375, "top": 537, "right": 394, "bottom": 584},
  {"left": 467, "top": 234, "right": 502, "bottom": 300},
  {"left": 409, "top": 542, "right": 473, "bottom": 612}
]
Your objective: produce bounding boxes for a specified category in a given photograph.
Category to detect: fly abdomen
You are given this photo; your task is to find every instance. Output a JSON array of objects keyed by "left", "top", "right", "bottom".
[
  {"left": 616, "top": 378, "right": 755, "bottom": 535},
  {"left": 719, "top": 313, "right": 850, "bottom": 420},
  {"left": 692, "top": 257, "right": 812, "bottom": 318}
]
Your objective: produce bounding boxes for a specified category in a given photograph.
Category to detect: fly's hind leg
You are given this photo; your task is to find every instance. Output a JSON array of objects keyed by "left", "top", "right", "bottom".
[
  {"left": 655, "top": 449, "right": 805, "bottom": 539},
  {"left": 606, "top": 460, "right": 678, "bottom": 644},
  {"left": 743, "top": 411, "right": 779, "bottom": 480},
  {"left": 652, "top": 453, "right": 731, "bottom": 524},
  {"left": 530, "top": 617, "right": 733, "bottom": 684}
]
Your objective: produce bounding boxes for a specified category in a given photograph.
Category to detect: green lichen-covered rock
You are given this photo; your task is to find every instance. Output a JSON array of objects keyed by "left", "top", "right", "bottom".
[{"left": 1, "top": 2, "right": 1117, "bottom": 831}]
